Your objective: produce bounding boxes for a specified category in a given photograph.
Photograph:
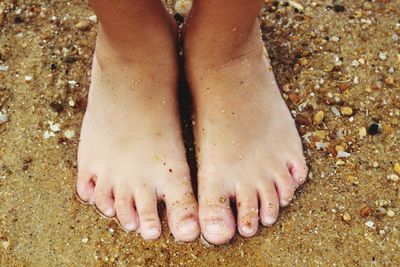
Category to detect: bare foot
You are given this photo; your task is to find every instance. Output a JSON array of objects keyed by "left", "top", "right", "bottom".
[
  {"left": 184, "top": 22, "right": 308, "bottom": 244},
  {"left": 76, "top": 9, "right": 199, "bottom": 241}
]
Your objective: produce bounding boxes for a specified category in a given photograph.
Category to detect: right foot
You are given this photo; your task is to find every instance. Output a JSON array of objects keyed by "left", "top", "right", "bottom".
[{"left": 76, "top": 13, "right": 199, "bottom": 241}]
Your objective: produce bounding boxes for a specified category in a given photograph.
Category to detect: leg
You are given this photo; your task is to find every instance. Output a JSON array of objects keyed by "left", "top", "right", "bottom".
[
  {"left": 76, "top": 0, "right": 200, "bottom": 241},
  {"left": 184, "top": 0, "right": 308, "bottom": 244}
]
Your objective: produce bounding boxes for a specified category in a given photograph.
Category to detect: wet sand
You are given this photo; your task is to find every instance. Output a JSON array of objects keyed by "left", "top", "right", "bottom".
[{"left": 1, "top": 0, "right": 399, "bottom": 265}]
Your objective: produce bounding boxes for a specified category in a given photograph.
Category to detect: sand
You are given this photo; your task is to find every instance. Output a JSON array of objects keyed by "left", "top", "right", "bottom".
[{"left": 0, "top": 0, "right": 399, "bottom": 265}]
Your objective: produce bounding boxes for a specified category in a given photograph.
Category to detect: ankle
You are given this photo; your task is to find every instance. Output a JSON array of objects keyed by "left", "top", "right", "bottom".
[
  {"left": 95, "top": 23, "right": 178, "bottom": 67},
  {"left": 183, "top": 20, "right": 264, "bottom": 69}
]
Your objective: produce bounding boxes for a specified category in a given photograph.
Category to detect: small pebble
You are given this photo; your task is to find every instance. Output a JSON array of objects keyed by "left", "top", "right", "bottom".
[
  {"left": 385, "top": 76, "right": 394, "bottom": 85},
  {"left": 49, "top": 123, "right": 61, "bottom": 133},
  {"left": 25, "top": 75, "right": 33, "bottom": 82},
  {"left": 331, "top": 106, "right": 341, "bottom": 116},
  {"left": 288, "top": 0, "right": 304, "bottom": 11},
  {"left": 375, "top": 199, "right": 389, "bottom": 207},
  {"left": 365, "top": 221, "right": 374, "bottom": 228},
  {"left": 387, "top": 209, "right": 395, "bottom": 217},
  {"left": 394, "top": 163, "right": 400, "bottom": 175},
  {"left": 336, "top": 159, "right": 345, "bottom": 166},
  {"left": 360, "top": 206, "right": 371, "bottom": 218},
  {"left": 333, "top": 4, "right": 346, "bottom": 12},
  {"left": 174, "top": 0, "right": 192, "bottom": 16},
  {"left": 392, "top": 33, "right": 399, "bottom": 42},
  {"left": 358, "top": 127, "right": 367, "bottom": 138},
  {"left": 0, "top": 112, "right": 8, "bottom": 124},
  {"left": 351, "top": 60, "right": 360, "bottom": 67},
  {"left": 368, "top": 123, "right": 380, "bottom": 135},
  {"left": 88, "top": 15, "right": 97, "bottom": 23},
  {"left": 387, "top": 174, "right": 399, "bottom": 182},
  {"left": 379, "top": 52, "right": 387, "bottom": 61},
  {"left": 313, "top": 110, "right": 325, "bottom": 124},
  {"left": 82, "top": 237, "right": 89, "bottom": 243},
  {"left": 331, "top": 36, "right": 340, "bottom": 42},
  {"left": 375, "top": 207, "right": 387, "bottom": 217},
  {"left": 342, "top": 212, "right": 352, "bottom": 222},
  {"left": 314, "top": 130, "right": 326, "bottom": 139},
  {"left": 337, "top": 151, "right": 351, "bottom": 158},
  {"left": 68, "top": 80, "right": 77, "bottom": 86},
  {"left": 1, "top": 241, "right": 9, "bottom": 249},
  {"left": 68, "top": 99, "right": 75, "bottom": 107},
  {"left": 372, "top": 162, "right": 379, "bottom": 168},
  {"left": 341, "top": 107, "right": 353, "bottom": 116},
  {"left": 64, "top": 129, "right": 75, "bottom": 139},
  {"left": 335, "top": 145, "right": 344, "bottom": 152},
  {"left": 43, "top": 130, "right": 55, "bottom": 139},
  {"left": 76, "top": 21, "right": 91, "bottom": 31}
]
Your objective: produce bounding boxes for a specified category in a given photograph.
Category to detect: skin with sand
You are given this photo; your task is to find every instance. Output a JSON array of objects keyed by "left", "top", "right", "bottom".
[{"left": 76, "top": 0, "right": 308, "bottom": 245}]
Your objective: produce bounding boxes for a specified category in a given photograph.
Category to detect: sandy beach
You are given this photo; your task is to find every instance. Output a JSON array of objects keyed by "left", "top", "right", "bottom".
[{"left": 0, "top": 0, "right": 399, "bottom": 265}]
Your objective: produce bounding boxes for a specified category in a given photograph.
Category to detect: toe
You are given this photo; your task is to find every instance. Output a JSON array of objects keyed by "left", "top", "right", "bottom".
[
  {"left": 288, "top": 157, "right": 309, "bottom": 186},
  {"left": 274, "top": 170, "right": 296, "bottom": 207},
  {"left": 135, "top": 188, "right": 161, "bottom": 240},
  {"left": 258, "top": 181, "right": 279, "bottom": 226},
  {"left": 115, "top": 187, "right": 138, "bottom": 232},
  {"left": 76, "top": 170, "right": 96, "bottom": 204},
  {"left": 235, "top": 185, "right": 259, "bottom": 237},
  {"left": 198, "top": 180, "right": 235, "bottom": 245},
  {"left": 161, "top": 176, "right": 200, "bottom": 242},
  {"left": 93, "top": 178, "right": 115, "bottom": 217}
]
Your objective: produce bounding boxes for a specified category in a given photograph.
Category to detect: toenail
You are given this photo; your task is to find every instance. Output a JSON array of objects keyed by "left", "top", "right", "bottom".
[
  {"left": 178, "top": 220, "right": 198, "bottom": 236},
  {"left": 104, "top": 208, "right": 114, "bottom": 217},
  {"left": 205, "top": 221, "right": 228, "bottom": 235},
  {"left": 123, "top": 222, "right": 136, "bottom": 232},
  {"left": 144, "top": 227, "right": 160, "bottom": 239},
  {"left": 241, "top": 225, "right": 255, "bottom": 236},
  {"left": 281, "top": 197, "right": 293, "bottom": 207},
  {"left": 281, "top": 200, "right": 289, "bottom": 207},
  {"left": 262, "top": 216, "right": 277, "bottom": 226}
]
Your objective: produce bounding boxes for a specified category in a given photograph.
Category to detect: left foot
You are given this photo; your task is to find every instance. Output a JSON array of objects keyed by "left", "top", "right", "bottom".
[{"left": 184, "top": 21, "right": 308, "bottom": 244}]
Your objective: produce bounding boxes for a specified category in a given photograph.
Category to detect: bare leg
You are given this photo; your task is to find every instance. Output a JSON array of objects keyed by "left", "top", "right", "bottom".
[
  {"left": 76, "top": 0, "right": 200, "bottom": 241},
  {"left": 184, "top": 0, "right": 308, "bottom": 244}
]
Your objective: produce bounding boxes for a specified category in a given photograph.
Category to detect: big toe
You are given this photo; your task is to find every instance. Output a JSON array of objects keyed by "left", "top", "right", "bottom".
[
  {"left": 162, "top": 176, "right": 200, "bottom": 242},
  {"left": 199, "top": 183, "right": 235, "bottom": 245}
]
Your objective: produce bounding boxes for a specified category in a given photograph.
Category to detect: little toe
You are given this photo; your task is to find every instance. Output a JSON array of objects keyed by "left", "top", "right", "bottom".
[
  {"left": 93, "top": 178, "right": 115, "bottom": 217},
  {"left": 115, "top": 187, "right": 138, "bottom": 232},
  {"left": 135, "top": 188, "right": 161, "bottom": 240},
  {"left": 76, "top": 170, "right": 96, "bottom": 204},
  {"left": 162, "top": 177, "right": 199, "bottom": 242},
  {"left": 288, "top": 158, "right": 309, "bottom": 186},
  {"left": 258, "top": 181, "right": 279, "bottom": 226},
  {"left": 198, "top": 183, "right": 235, "bottom": 245},
  {"left": 235, "top": 186, "right": 259, "bottom": 237},
  {"left": 274, "top": 170, "right": 296, "bottom": 208}
]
